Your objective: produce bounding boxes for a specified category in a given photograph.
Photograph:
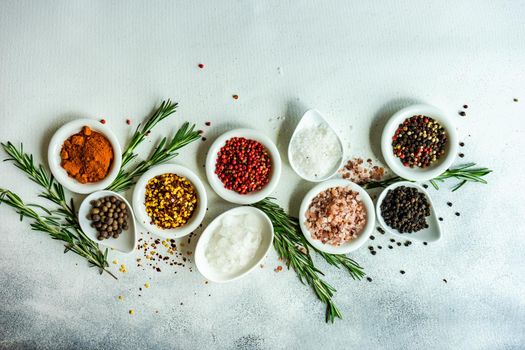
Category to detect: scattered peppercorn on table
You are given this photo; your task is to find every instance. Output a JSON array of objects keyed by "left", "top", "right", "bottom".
[{"left": 0, "top": 1, "right": 523, "bottom": 349}]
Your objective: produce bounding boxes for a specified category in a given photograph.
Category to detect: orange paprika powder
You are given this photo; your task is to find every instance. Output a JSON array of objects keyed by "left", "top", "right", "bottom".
[{"left": 60, "top": 126, "right": 114, "bottom": 183}]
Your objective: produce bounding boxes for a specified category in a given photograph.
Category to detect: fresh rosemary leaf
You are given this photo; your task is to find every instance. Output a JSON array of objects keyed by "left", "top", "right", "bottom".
[
  {"left": 363, "top": 163, "right": 492, "bottom": 191},
  {"left": 251, "top": 197, "right": 365, "bottom": 323}
]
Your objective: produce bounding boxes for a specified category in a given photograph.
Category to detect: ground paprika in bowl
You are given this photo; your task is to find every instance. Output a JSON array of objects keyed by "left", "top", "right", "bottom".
[
  {"left": 48, "top": 119, "right": 122, "bottom": 194},
  {"left": 60, "top": 126, "right": 114, "bottom": 184}
]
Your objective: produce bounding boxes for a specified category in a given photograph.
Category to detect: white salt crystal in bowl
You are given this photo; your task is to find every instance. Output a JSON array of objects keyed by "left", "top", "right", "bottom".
[
  {"left": 195, "top": 206, "right": 274, "bottom": 283},
  {"left": 288, "top": 109, "right": 344, "bottom": 182}
]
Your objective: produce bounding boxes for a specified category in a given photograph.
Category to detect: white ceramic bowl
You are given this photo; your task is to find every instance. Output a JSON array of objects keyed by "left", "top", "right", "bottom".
[
  {"left": 381, "top": 104, "right": 458, "bottom": 181},
  {"left": 205, "top": 128, "right": 282, "bottom": 205},
  {"left": 78, "top": 190, "right": 136, "bottom": 253},
  {"left": 299, "top": 179, "right": 375, "bottom": 254},
  {"left": 48, "top": 119, "right": 122, "bottom": 194},
  {"left": 288, "top": 109, "right": 344, "bottom": 182},
  {"left": 194, "top": 206, "right": 274, "bottom": 283},
  {"left": 132, "top": 164, "right": 207, "bottom": 239},
  {"left": 376, "top": 181, "right": 441, "bottom": 242}
]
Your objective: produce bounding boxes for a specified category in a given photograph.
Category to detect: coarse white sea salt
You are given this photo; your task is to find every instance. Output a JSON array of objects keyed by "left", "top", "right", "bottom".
[
  {"left": 290, "top": 122, "right": 342, "bottom": 180},
  {"left": 205, "top": 212, "right": 263, "bottom": 275}
]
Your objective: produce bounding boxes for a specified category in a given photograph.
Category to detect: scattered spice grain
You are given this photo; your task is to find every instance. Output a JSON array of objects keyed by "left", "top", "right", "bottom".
[
  {"left": 459, "top": 111, "right": 466, "bottom": 116},
  {"left": 339, "top": 157, "right": 385, "bottom": 185}
]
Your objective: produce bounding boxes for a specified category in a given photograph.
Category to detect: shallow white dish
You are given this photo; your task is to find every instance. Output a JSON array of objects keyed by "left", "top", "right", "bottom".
[
  {"left": 376, "top": 181, "right": 441, "bottom": 242},
  {"left": 78, "top": 190, "right": 136, "bottom": 254},
  {"left": 194, "top": 206, "right": 274, "bottom": 283},
  {"left": 381, "top": 104, "right": 458, "bottom": 182},
  {"left": 205, "top": 128, "right": 282, "bottom": 205},
  {"left": 299, "top": 179, "right": 375, "bottom": 254},
  {"left": 288, "top": 109, "right": 344, "bottom": 182},
  {"left": 132, "top": 164, "right": 207, "bottom": 239},
  {"left": 48, "top": 119, "right": 122, "bottom": 194}
]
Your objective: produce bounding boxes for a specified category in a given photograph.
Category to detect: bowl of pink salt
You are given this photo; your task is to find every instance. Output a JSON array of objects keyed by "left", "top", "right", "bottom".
[{"left": 299, "top": 179, "right": 375, "bottom": 254}]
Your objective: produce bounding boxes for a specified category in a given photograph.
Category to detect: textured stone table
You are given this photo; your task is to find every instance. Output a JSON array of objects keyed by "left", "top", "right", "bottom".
[{"left": 1, "top": 1, "right": 524, "bottom": 349}]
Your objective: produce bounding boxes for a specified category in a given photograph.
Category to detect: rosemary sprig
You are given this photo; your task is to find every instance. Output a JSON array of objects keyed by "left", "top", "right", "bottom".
[
  {"left": 107, "top": 116, "right": 201, "bottom": 192},
  {"left": 0, "top": 189, "right": 116, "bottom": 279},
  {"left": 121, "top": 99, "right": 178, "bottom": 168},
  {"left": 1, "top": 142, "right": 106, "bottom": 260},
  {"left": 251, "top": 197, "right": 365, "bottom": 323},
  {"left": 363, "top": 163, "right": 492, "bottom": 191},
  {"left": 429, "top": 163, "right": 492, "bottom": 191}
]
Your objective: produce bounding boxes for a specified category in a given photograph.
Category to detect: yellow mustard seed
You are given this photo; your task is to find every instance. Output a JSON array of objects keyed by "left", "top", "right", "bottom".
[
  {"left": 129, "top": 309, "right": 134, "bottom": 315},
  {"left": 144, "top": 173, "right": 198, "bottom": 229},
  {"left": 144, "top": 282, "right": 150, "bottom": 288}
]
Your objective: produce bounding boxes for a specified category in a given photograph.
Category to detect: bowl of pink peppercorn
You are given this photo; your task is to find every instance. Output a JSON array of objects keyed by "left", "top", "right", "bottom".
[{"left": 205, "top": 128, "right": 282, "bottom": 205}]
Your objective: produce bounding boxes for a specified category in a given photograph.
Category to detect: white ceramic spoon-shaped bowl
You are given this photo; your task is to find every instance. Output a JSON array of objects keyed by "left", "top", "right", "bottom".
[
  {"left": 288, "top": 109, "right": 344, "bottom": 182},
  {"left": 376, "top": 181, "right": 441, "bottom": 242},
  {"left": 194, "top": 206, "right": 274, "bottom": 283},
  {"left": 78, "top": 190, "right": 137, "bottom": 254}
]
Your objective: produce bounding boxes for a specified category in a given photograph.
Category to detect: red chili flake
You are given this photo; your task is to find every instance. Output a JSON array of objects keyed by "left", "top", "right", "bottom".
[
  {"left": 100, "top": 119, "right": 106, "bottom": 124},
  {"left": 198, "top": 63, "right": 204, "bottom": 69},
  {"left": 126, "top": 119, "right": 131, "bottom": 125},
  {"left": 274, "top": 266, "right": 283, "bottom": 272},
  {"left": 214, "top": 137, "right": 272, "bottom": 195},
  {"left": 232, "top": 94, "right": 239, "bottom": 100},
  {"left": 205, "top": 121, "right": 211, "bottom": 126}
]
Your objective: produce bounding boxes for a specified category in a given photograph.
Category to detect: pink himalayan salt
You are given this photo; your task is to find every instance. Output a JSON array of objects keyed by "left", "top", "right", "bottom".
[{"left": 305, "top": 186, "right": 366, "bottom": 246}]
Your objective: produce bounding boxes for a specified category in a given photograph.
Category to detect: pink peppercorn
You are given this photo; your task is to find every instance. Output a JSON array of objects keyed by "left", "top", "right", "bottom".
[
  {"left": 100, "top": 119, "right": 106, "bottom": 124},
  {"left": 215, "top": 137, "right": 271, "bottom": 195}
]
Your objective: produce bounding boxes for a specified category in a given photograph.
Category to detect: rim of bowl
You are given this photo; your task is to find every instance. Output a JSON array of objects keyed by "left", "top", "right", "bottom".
[
  {"left": 299, "top": 179, "right": 375, "bottom": 254},
  {"left": 132, "top": 164, "right": 208, "bottom": 239},
  {"left": 47, "top": 119, "right": 122, "bottom": 194},
  {"left": 78, "top": 190, "right": 137, "bottom": 254},
  {"left": 381, "top": 104, "right": 458, "bottom": 181},
  {"left": 194, "top": 206, "right": 274, "bottom": 283},
  {"left": 375, "top": 181, "right": 442, "bottom": 242},
  {"left": 205, "top": 128, "right": 282, "bottom": 204}
]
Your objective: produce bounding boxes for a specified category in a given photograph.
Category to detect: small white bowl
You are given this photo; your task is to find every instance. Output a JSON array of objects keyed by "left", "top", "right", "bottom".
[
  {"left": 132, "top": 164, "right": 207, "bottom": 239},
  {"left": 194, "top": 206, "right": 274, "bottom": 283},
  {"left": 376, "top": 181, "right": 441, "bottom": 242},
  {"left": 78, "top": 190, "right": 136, "bottom": 254},
  {"left": 381, "top": 104, "right": 458, "bottom": 181},
  {"left": 48, "top": 119, "right": 122, "bottom": 194},
  {"left": 288, "top": 109, "right": 344, "bottom": 182},
  {"left": 299, "top": 179, "right": 375, "bottom": 254},
  {"left": 205, "top": 128, "right": 282, "bottom": 205}
]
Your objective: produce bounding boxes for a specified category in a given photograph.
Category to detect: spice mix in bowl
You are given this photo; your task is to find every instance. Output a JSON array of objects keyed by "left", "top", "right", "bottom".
[
  {"left": 48, "top": 119, "right": 122, "bottom": 194},
  {"left": 132, "top": 164, "right": 207, "bottom": 239},
  {"left": 381, "top": 104, "right": 458, "bottom": 182},
  {"left": 299, "top": 179, "right": 375, "bottom": 254},
  {"left": 205, "top": 128, "right": 282, "bottom": 205}
]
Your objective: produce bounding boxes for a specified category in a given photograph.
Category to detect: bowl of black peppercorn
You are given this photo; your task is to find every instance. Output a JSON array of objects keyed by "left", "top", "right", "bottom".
[
  {"left": 376, "top": 181, "right": 441, "bottom": 242},
  {"left": 381, "top": 104, "right": 459, "bottom": 181}
]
